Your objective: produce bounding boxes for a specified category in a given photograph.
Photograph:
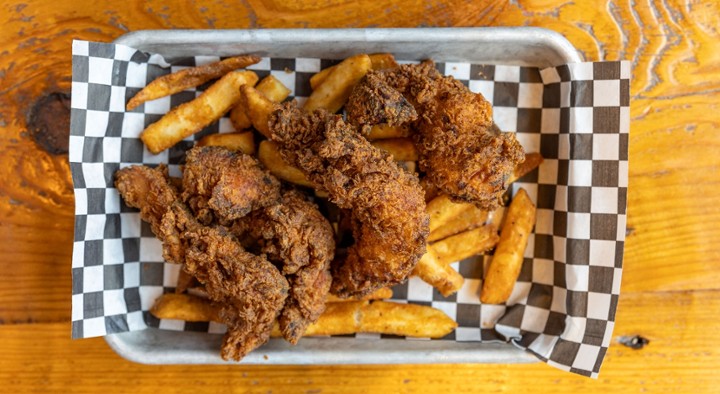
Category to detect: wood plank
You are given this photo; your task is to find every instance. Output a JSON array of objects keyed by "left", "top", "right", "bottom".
[{"left": 1, "top": 289, "right": 718, "bottom": 392}]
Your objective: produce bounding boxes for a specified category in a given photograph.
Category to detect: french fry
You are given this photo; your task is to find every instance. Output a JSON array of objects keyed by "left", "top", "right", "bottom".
[
  {"left": 230, "top": 75, "right": 291, "bottom": 131},
  {"left": 428, "top": 205, "right": 488, "bottom": 242},
  {"left": 239, "top": 85, "right": 275, "bottom": 138},
  {"left": 426, "top": 194, "right": 475, "bottom": 234},
  {"left": 140, "top": 71, "right": 258, "bottom": 154},
  {"left": 310, "top": 53, "right": 398, "bottom": 90},
  {"left": 150, "top": 293, "right": 221, "bottom": 322},
  {"left": 396, "top": 161, "right": 416, "bottom": 174},
  {"left": 368, "top": 53, "right": 399, "bottom": 70},
  {"left": 151, "top": 295, "right": 456, "bottom": 338},
  {"left": 127, "top": 55, "right": 261, "bottom": 110},
  {"left": 371, "top": 138, "right": 419, "bottom": 161},
  {"left": 326, "top": 287, "right": 393, "bottom": 302},
  {"left": 481, "top": 188, "right": 536, "bottom": 304},
  {"left": 195, "top": 131, "right": 255, "bottom": 155},
  {"left": 412, "top": 247, "right": 465, "bottom": 297},
  {"left": 509, "top": 152, "right": 544, "bottom": 183},
  {"left": 258, "top": 140, "right": 315, "bottom": 188},
  {"left": 359, "top": 300, "right": 456, "bottom": 338},
  {"left": 432, "top": 224, "right": 499, "bottom": 266},
  {"left": 304, "top": 54, "right": 372, "bottom": 113},
  {"left": 366, "top": 123, "right": 411, "bottom": 140}
]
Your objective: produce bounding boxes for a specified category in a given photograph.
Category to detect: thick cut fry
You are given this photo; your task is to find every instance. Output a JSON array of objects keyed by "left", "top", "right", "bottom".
[
  {"left": 509, "top": 152, "right": 543, "bottom": 183},
  {"left": 258, "top": 140, "right": 315, "bottom": 188},
  {"left": 426, "top": 194, "right": 475, "bottom": 233},
  {"left": 412, "top": 247, "right": 465, "bottom": 297},
  {"left": 230, "top": 75, "right": 291, "bottom": 131},
  {"left": 151, "top": 293, "right": 221, "bottom": 322},
  {"left": 304, "top": 54, "right": 372, "bottom": 113},
  {"left": 195, "top": 132, "right": 255, "bottom": 155},
  {"left": 481, "top": 188, "right": 536, "bottom": 304},
  {"left": 366, "top": 123, "right": 411, "bottom": 140},
  {"left": 371, "top": 138, "right": 418, "bottom": 161},
  {"left": 140, "top": 71, "right": 258, "bottom": 154},
  {"left": 368, "top": 53, "right": 400, "bottom": 70},
  {"left": 310, "top": 53, "right": 399, "bottom": 90},
  {"left": 151, "top": 295, "right": 456, "bottom": 338},
  {"left": 127, "top": 55, "right": 261, "bottom": 110},
  {"left": 326, "top": 287, "right": 393, "bottom": 302},
  {"left": 360, "top": 301, "right": 456, "bottom": 338},
  {"left": 239, "top": 85, "right": 275, "bottom": 138},
  {"left": 428, "top": 205, "right": 488, "bottom": 242},
  {"left": 432, "top": 224, "right": 500, "bottom": 266}
]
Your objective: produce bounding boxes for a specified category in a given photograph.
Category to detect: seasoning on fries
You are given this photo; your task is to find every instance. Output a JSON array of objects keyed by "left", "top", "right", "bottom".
[
  {"left": 481, "top": 188, "right": 536, "bottom": 304},
  {"left": 140, "top": 70, "right": 258, "bottom": 154},
  {"left": 127, "top": 55, "right": 261, "bottom": 111}
]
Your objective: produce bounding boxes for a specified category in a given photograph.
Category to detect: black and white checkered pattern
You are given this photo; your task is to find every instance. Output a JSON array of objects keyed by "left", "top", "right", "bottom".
[{"left": 70, "top": 40, "right": 629, "bottom": 378}]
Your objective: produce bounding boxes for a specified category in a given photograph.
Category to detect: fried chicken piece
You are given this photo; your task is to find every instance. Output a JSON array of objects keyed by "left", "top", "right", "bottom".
[
  {"left": 236, "top": 190, "right": 335, "bottom": 343},
  {"left": 182, "top": 146, "right": 281, "bottom": 225},
  {"left": 115, "top": 165, "right": 288, "bottom": 361},
  {"left": 347, "top": 61, "right": 525, "bottom": 210},
  {"left": 269, "top": 102, "right": 429, "bottom": 298},
  {"left": 345, "top": 72, "right": 417, "bottom": 129}
]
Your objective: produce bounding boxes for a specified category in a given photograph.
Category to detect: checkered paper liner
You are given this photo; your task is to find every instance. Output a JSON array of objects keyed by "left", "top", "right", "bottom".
[{"left": 69, "top": 40, "right": 629, "bottom": 377}]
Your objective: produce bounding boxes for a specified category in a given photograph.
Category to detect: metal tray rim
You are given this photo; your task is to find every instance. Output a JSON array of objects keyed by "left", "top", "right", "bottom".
[{"left": 103, "top": 27, "right": 582, "bottom": 365}]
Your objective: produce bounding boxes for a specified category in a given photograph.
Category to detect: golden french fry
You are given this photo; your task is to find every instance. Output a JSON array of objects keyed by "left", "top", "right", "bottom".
[
  {"left": 481, "top": 188, "right": 536, "bottom": 304},
  {"left": 150, "top": 293, "right": 220, "bottom": 322},
  {"left": 412, "top": 247, "right": 465, "bottom": 297},
  {"left": 509, "top": 152, "right": 543, "bottom": 183},
  {"left": 366, "top": 123, "right": 411, "bottom": 140},
  {"left": 368, "top": 53, "right": 399, "bottom": 70},
  {"left": 309, "top": 66, "right": 335, "bottom": 91},
  {"left": 428, "top": 205, "right": 489, "bottom": 242},
  {"left": 326, "top": 287, "right": 393, "bottom": 302},
  {"left": 310, "top": 53, "right": 398, "bottom": 90},
  {"left": 426, "top": 194, "right": 475, "bottom": 233},
  {"left": 396, "top": 161, "right": 416, "bottom": 174},
  {"left": 360, "top": 301, "right": 456, "bottom": 338},
  {"left": 230, "top": 75, "right": 291, "bottom": 131},
  {"left": 432, "top": 224, "right": 499, "bottom": 266},
  {"left": 371, "top": 138, "right": 418, "bottom": 161},
  {"left": 127, "top": 55, "right": 261, "bottom": 111},
  {"left": 239, "top": 85, "right": 275, "bottom": 138},
  {"left": 304, "top": 54, "right": 372, "bottom": 113},
  {"left": 140, "top": 71, "right": 258, "bottom": 154},
  {"left": 195, "top": 131, "right": 255, "bottom": 155},
  {"left": 175, "top": 269, "right": 198, "bottom": 294},
  {"left": 151, "top": 295, "right": 455, "bottom": 338},
  {"left": 258, "top": 140, "right": 315, "bottom": 188}
]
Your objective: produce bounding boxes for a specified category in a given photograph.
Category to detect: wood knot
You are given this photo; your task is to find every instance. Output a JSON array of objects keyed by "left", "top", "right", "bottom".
[
  {"left": 27, "top": 91, "right": 71, "bottom": 155},
  {"left": 618, "top": 335, "right": 650, "bottom": 349}
]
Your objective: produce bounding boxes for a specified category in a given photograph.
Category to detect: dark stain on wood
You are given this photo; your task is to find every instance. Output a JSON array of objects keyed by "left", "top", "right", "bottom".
[{"left": 27, "top": 91, "right": 71, "bottom": 154}]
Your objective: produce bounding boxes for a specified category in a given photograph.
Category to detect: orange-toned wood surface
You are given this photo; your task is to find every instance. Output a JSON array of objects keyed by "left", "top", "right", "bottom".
[{"left": 1, "top": 0, "right": 718, "bottom": 392}]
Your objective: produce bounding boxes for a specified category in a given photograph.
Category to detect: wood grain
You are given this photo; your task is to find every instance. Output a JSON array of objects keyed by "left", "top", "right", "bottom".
[
  {"left": 2, "top": 290, "right": 718, "bottom": 393},
  {"left": 1, "top": 0, "right": 719, "bottom": 391}
]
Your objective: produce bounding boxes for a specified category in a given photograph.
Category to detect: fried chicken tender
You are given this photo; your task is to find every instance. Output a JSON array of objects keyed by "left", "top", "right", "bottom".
[
  {"left": 115, "top": 165, "right": 289, "bottom": 361},
  {"left": 182, "top": 146, "right": 281, "bottom": 225},
  {"left": 268, "top": 102, "right": 429, "bottom": 298},
  {"left": 236, "top": 190, "right": 335, "bottom": 343},
  {"left": 183, "top": 146, "right": 334, "bottom": 344},
  {"left": 346, "top": 61, "right": 525, "bottom": 210}
]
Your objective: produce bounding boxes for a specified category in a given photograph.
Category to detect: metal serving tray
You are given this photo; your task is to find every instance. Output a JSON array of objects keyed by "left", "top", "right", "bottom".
[{"left": 106, "top": 27, "right": 582, "bottom": 365}]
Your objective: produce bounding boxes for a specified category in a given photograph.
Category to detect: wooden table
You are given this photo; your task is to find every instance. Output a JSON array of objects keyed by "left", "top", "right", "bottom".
[{"left": 1, "top": 1, "right": 718, "bottom": 392}]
